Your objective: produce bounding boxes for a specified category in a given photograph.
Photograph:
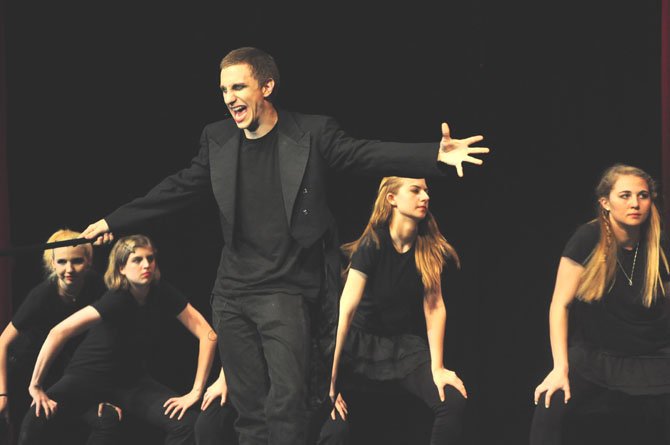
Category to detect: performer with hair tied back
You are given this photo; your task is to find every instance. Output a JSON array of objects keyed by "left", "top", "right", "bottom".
[
  {"left": 531, "top": 164, "right": 670, "bottom": 443},
  {"left": 327, "top": 176, "right": 467, "bottom": 445},
  {"left": 0, "top": 229, "right": 118, "bottom": 445}
]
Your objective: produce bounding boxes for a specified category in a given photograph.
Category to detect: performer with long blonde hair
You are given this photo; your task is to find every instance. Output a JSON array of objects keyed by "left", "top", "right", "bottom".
[
  {"left": 328, "top": 176, "right": 467, "bottom": 444},
  {"left": 531, "top": 164, "right": 670, "bottom": 443}
]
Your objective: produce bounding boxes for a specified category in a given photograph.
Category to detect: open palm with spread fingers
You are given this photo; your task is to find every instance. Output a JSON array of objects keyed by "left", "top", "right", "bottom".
[{"left": 437, "top": 122, "right": 489, "bottom": 177}]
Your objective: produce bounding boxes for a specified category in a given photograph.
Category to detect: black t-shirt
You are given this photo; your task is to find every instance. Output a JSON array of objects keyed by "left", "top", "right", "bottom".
[
  {"left": 9, "top": 273, "right": 105, "bottom": 372},
  {"left": 350, "top": 228, "right": 426, "bottom": 336},
  {"left": 65, "top": 280, "right": 188, "bottom": 386},
  {"left": 563, "top": 221, "right": 670, "bottom": 354},
  {"left": 215, "top": 126, "right": 322, "bottom": 299}
]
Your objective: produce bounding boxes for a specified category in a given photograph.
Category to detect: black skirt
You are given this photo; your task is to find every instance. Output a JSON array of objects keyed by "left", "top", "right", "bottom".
[
  {"left": 570, "top": 342, "right": 670, "bottom": 396},
  {"left": 341, "top": 326, "right": 430, "bottom": 381}
]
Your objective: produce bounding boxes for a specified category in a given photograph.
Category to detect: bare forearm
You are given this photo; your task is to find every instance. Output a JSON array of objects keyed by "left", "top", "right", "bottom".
[
  {"left": 0, "top": 345, "right": 8, "bottom": 394},
  {"left": 331, "top": 271, "right": 367, "bottom": 383},
  {"left": 213, "top": 367, "right": 225, "bottom": 387},
  {"left": 191, "top": 335, "right": 216, "bottom": 396},
  {"left": 31, "top": 329, "right": 67, "bottom": 387},
  {"left": 0, "top": 324, "right": 18, "bottom": 394},
  {"left": 548, "top": 302, "right": 570, "bottom": 371},
  {"left": 331, "top": 306, "right": 356, "bottom": 380},
  {"left": 425, "top": 302, "right": 447, "bottom": 371}
]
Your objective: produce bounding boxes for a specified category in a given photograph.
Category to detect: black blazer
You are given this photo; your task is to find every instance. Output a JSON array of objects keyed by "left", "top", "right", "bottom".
[
  {"left": 105, "top": 110, "right": 444, "bottom": 247},
  {"left": 104, "top": 110, "right": 446, "bottom": 405}
]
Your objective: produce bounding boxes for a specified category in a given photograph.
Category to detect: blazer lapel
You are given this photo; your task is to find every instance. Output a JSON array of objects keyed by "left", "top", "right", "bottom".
[
  {"left": 209, "top": 130, "right": 240, "bottom": 239},
  {"left": 277, "top": 111, "right": 310, "bottom": 227}
]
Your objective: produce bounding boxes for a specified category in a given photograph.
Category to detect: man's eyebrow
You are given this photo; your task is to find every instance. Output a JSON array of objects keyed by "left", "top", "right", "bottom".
[{"left": 220, "top": 82, "right": 246, "bottom": 91}]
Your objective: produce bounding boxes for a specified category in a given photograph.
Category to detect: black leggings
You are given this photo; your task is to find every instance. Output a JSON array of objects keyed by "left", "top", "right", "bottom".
[
  {"left": 18, "top": 374, "right": 198, "bottom": 445},
  {"left": 530, "top": 371, "right": 670, "bottom": 445},
  {"left": 319, "top": 362, "right": 467, "bottom": 445}
]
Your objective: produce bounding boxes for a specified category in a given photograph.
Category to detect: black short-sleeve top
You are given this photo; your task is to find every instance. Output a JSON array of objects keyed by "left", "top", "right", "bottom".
[
  {"left": 563, "top": 221, "right": 670, "bottom": 354},
  {"left": 65, "top": 280, "right": 188, "bottom": 385},
  {"left": 9, "top": 272, "right": 105, "bottom": 370},
  {"left": 350, "top": 228, "right": 426, "bottom": 337}
]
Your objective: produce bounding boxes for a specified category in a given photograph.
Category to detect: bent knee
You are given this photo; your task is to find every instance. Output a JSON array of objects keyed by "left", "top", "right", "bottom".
[
  {"left": 435, "top": 386, "right": 467, "bottom": 413},
  {"left": 537, "top": 390, "right": 568, "bottom": 409},
  {"left": 165, "top": 410, "right": 197, "bottom": 437},
  {"left": 318, "top": 416, "right": 350, "bottom": 445},
  {"left": 95, "top": 405, "right": 122, "bottom": 431}
]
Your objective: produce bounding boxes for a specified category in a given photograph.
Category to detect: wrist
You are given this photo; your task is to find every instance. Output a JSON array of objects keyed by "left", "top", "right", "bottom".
[
  {"left": 553, "top": 363, "right": 569, "bottom": 374},
  {"left": 431, "top": 363, "right": 445, "bottom": 373}
]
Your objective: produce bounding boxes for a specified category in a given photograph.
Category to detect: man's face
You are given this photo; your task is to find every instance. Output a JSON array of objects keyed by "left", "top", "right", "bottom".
[{"left": 219, "top": 63, "right": 274, "bottom": 133}]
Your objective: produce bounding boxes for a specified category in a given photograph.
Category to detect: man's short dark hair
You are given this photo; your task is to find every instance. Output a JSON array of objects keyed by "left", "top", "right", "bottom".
[{"left": 220, "top": 47, "right": 280, "bottom": 98}]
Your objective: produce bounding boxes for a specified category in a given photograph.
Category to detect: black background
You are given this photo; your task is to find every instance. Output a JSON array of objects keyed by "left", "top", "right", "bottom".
[{"left": 4, "top": 0, "right": 665, "bottom": 444}]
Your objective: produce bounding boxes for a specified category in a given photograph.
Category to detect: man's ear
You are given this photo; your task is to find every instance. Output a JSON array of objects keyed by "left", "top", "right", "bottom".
[{"left": 262, "top": 79, "right": 275, "bottom": 98}]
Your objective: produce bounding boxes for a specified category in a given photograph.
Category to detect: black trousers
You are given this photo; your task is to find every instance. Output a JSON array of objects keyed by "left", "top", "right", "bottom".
[
  {"left": 320, "top": 362, "right": 467, "bottom": 445},
  {"left": 529, "top": 371, "right": 670, "bottom": 445},
  {"left": 212, "top": 293, "right": 310, "bottom": 445},
  {"left": 194, "top": 399, "right": 348, "bottom": 445},
  {"left": 18, "top": 374, "right": 198, "bottom": 445}
]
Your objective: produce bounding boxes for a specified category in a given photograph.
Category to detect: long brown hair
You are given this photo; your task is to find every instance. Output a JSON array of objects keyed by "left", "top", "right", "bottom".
[
  {"left": 342, "top": 177, "right": 459, "bottom": 293},
  {"left": 578, "top": 164, "right": 669, "bottom": 306}
]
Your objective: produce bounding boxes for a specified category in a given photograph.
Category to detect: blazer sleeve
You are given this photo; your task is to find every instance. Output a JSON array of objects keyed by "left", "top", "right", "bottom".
[
  {"left": 316, "top": 116, "right": 446, "bottom": 178},
  {"left": 105, "top": 126, "right": 213, "bottom": 232}
]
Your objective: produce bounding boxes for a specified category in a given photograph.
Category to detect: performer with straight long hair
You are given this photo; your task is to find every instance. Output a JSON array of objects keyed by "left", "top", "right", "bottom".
[
  {"left": 328, "top": 176, "right": 467, "bottom": 444},
  {"left": 531, "top": 164, "right": 670, "bottom": 443}
]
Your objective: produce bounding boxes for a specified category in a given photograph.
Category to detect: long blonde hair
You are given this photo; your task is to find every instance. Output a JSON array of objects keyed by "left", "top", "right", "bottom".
[
  {"left": 578, "top": 165, "right": 669, "bottom": 306},
  {"left": 342, "top": 177, "right": 459, "bottom": 293}
]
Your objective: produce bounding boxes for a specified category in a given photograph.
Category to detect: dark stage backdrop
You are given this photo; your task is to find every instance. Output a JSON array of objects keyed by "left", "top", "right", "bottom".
[
  {"left": 664, "top": 0, "right": 670, "bottom": 225},
  {"left": 3, "top": 1, "right": 666, "bottom": 444},
  {"left": 0, "top": 0, "right": 10, "bottom": 328}
]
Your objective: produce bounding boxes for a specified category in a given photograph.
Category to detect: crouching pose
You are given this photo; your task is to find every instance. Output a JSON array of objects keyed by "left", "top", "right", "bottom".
[
  {"left": 328, "top": 177, "right": 467, "bottom": 445},
  {"left": 530, "top": 164, "right": 670, "bottom": 444},
  {"left": 0, "top": 229, "right": 118, "bottom": 444},
  {"left": 19, "top": 235, "right": 216, "bottom": 445}
]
